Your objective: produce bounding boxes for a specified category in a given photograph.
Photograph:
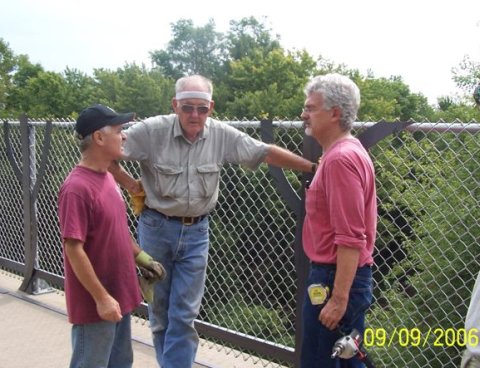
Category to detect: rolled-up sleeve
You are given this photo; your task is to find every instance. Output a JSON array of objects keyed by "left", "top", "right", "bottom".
[{"left": 326, "top": 158, "right": 367, "bottom": 250}]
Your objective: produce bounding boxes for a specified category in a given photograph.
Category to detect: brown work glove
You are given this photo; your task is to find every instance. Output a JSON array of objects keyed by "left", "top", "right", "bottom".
[
  {"left": 128, "top": 181, "right": 146, "bottom": 216},
  {"left": 135, "top": 251, "right": 166, "bottom": 303}
]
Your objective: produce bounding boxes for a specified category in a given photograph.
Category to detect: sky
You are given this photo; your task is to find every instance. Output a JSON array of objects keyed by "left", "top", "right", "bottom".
[{"left": 1, "top": 0, "right": 479, "bottom": 105}]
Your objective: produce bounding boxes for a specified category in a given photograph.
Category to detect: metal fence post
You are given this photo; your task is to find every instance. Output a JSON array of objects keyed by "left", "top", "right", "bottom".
[
  {"left": 18, "top": 115, "right": 36, "bottom": 292},
  {"left": 17, "top": 117, "right": 53, "bottom": 293}
]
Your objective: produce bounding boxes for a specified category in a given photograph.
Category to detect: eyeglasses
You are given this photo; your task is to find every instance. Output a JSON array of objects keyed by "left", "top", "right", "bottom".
[
  {"left": 180, "top": 104, "right": 210, "bottom": 115},
  {"left": 302, "top": 106, "right": 319, "bottom": 114}
]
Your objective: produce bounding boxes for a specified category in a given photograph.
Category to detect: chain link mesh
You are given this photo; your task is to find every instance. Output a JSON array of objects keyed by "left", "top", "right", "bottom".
[
  {"left": 0, "top": 123, "right": 24, "bottom": 265},
  {"left": 0, "top": 119, "right": 479, "bottom": 367}
]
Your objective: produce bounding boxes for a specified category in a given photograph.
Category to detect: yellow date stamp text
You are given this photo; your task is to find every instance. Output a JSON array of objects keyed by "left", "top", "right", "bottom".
[{"left": 363, "top": 327, "right": 479, "bottom": 348}]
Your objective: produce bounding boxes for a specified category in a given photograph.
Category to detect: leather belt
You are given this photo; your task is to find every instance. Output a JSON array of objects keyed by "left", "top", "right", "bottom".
[
  {"left": 168, "top": 215, "right": 206, "bottom": 226},
  {"left": 311, "top": 262, "right": 336, "bottom": 269},
  {"left": 147, "top": 207, "right": 207, "bottom": 225}
]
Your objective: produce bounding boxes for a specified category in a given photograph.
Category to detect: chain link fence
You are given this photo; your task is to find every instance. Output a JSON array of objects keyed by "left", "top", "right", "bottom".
[{"left": 0, "top": 118, "right": 479, "bottom": 367}]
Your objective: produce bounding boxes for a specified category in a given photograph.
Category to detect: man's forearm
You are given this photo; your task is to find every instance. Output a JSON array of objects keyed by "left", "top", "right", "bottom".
[
  {"left": 65, "top": 240, "right": 110, "bottom": 303},
  {"left": 318, "top": 246, "right": 361, "bottom": 329},
  {"left": 263, "top": 144, "right": 315, "bottom": 173},
  {"left": 332, "top": 246, "right": 361, "bottom": 303},
  {"left": 131, "top": 237, "right": 143, "bottom": 257},
  {"left": 108, "top": 161, "right": 140, "bottom": 193}
]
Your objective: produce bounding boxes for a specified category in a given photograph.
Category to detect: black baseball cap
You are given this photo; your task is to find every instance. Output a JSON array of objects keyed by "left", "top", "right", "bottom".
[{"left": 76, "top": 104, "right": 136, "bottom": 138}]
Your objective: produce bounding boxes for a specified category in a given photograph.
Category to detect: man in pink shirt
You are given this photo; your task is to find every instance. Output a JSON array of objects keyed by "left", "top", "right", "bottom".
[{"left": 300, "top": 74, "right": 377, "bottom": 368}]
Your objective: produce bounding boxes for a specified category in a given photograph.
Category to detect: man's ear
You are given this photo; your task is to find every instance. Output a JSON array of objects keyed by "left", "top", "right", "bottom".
[
  {"left": 331, "top": 106, "right": 342, "bottom": 122},
  {"left": 92, "top": 130, "right": 104, "bottom": 145},
  {"left": 171, "top": 98, "right": 178, "bottom": 112}
]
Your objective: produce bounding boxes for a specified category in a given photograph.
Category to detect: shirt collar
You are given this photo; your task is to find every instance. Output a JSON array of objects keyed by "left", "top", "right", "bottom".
[{"left": 173, "top": 116, "right": 210, "bottom": 141}]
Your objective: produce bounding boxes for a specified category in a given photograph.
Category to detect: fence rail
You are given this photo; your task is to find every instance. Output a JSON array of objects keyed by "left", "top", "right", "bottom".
[{"left": 1, "top": 118, "right": 479, "bottom": 367}]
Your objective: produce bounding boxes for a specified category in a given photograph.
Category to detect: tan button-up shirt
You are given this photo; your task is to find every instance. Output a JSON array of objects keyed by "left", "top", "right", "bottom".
[{"left": 122, "top": 114, "right": 268, "bottom": 217}]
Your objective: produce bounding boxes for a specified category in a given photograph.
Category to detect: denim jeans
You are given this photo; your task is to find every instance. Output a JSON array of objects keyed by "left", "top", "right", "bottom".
[
  {"left": 138, "top": 208, "right": 209, "bottom": 368},
  {"left": 301, "top": 264, "right": 373, "bottom": 368},
  {"left": 69, "top": 313, "right": 133, "bottom": 368}
]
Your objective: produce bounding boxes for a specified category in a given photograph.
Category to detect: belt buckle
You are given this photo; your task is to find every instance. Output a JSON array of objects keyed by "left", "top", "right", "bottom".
[{"left": 182, "top": 217, "right": 195, "bottom": 226}]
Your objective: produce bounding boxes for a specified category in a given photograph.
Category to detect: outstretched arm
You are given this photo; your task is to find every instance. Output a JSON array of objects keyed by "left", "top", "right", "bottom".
[
  {"left": 108, "top": 161, "right": 142, "bottom": 193},
  {"left": 263, "top": 144, "right": 316, "bottom": 173}
]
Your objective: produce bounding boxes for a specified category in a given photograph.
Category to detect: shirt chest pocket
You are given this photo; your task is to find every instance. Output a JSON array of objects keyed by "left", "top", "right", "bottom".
[
  {"left": 305, "top": 184, "right": 326, "bottom": 215},
  {"left": 153, "top": 164, "right": 184, "bottom": 198},
  {"left": 196, "top": 164, "right": 221, "bottom": 197}
]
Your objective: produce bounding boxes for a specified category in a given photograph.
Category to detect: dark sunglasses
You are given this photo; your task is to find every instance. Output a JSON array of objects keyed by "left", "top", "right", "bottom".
[{"left": 180, "top": 104, "right": 210, "bottom": 115}]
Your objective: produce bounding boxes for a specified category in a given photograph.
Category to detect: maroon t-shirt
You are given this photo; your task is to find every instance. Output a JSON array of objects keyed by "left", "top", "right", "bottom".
[{"left": 58, "top": 166, "right": 142, "bottom": 324}]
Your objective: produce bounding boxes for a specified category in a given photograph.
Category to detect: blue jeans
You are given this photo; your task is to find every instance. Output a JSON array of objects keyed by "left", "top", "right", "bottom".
[
  {"left": 138, "top": 208, "right": 209, "bottom": 368},
  {"left": 301, "top": 264, "right": 373, "bottom": 368},
  {"left": 70, "top": 313, "right": 133, "bottom": 368}
]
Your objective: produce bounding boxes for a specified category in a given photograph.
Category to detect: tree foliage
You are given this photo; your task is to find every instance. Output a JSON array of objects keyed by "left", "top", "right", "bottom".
[
  {"left": 2, "top": 17, "right": 477, "bottom": 121},
  {"left": 368, "top": 132, "right": 480, "bottom": 367},
  {"left": 149, "top": 18, "right": 227, "bottom": 81},
  {"left": 20, "top": 71, "right": 68, "bottom": 118},
  {"left": 0, "top": 39, "right": 16, "bottom": 111},
  {"left": 223, "top": 48, "right": 316, "bottom": 119},
  {"left": 451, "top": 55, "right": 480, "bottom": 94},
  {"left": 62, "top": 68, "right": 96, "bottom": 118},
  {"left": 357, "top": 76, "right": 435, "bottom": 121},
  {"left": 226, "top": 16, "right": 281, "bottom": 61},
  {"left": 91, "top": 64, "right": 174, "bottom": 118}
]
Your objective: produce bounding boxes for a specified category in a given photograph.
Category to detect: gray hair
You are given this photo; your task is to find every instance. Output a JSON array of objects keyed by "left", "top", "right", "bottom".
[
  {"left": 175, "top": 75, "right": 213, "bottom": 95},
  {"left": 304, "top": 73, "right": 360, "bottom": 131},
  {"left": 78, "top": 125, "right": 113, "bottom": 153},
  {"left": 78, "top": 134, "right": 92, "bottom": 153}
]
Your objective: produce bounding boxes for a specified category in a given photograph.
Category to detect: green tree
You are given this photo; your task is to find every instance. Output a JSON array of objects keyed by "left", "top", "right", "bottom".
[
  {"left": 224, "top": 48, "right": 316, "bottom": 119},
  {"left": 62, "top": 67, "right": 96, "bottom": 117},
  {"left": 5, "top": 54, "right": 44, "bottom": 116},
  {"left": 91, "top": 64, "right": 173, "bottom": 118},
  {"left": 433, "top": 101, "right": 480, "bottom": 122},
  {"left": 451, "top": 55, "right": 480, "bottom": 96},
  {"left": 357, "top": 75, "right": 435, "bottom": 121},
  {"left": 226, "top": 16, "right": 281, "bottom": 61},
  {"left": 437, "top": 96, "right": 455, "bottom": 111},
  {"left": 212, "top": 16, "right": 284, "bottom": 114},
  {"left": 114, "top": 64, "right": 173, "bottom": 118},
  {"left": 9, "top": 54, "right": 44, "bottom": 89},
  {"left": 150, "top": 18, "right": 227, "bottom": 80},
  {"left": 91, "top": 68, "right": 122, "bottom": 106},
  {"left": 0, "top": 38, "right": 16, "bottom": 114},
  {"left": 433, "top": 90, "right": 480, "bottom": 122},
  {"left": 19, "top": 71, "right": 68, "bottom": 118}
]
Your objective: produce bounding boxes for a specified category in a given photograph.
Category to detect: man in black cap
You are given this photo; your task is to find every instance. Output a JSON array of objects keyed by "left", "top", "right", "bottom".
[{"left": 57, "top": 104, "right": 165, "bottom": 368}]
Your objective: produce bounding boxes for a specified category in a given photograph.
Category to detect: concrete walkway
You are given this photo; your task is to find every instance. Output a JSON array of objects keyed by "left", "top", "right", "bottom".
[{"left": 0, "top": 271, "right": 279, "bottom": 368}]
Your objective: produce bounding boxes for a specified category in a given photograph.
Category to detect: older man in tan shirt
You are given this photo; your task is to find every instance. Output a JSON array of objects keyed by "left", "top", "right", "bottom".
[{"left": 110, "top": 74, "right": 315, "bottom": 368}]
